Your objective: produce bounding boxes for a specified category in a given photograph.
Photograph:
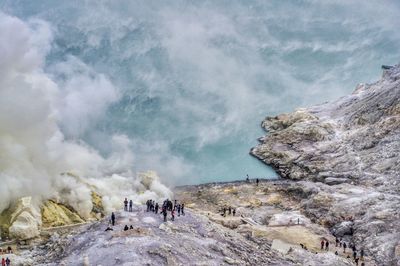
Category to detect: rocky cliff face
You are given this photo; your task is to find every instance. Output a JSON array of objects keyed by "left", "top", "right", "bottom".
[{"left": 251, "top": 65, "right": 400, "bottom": 265}]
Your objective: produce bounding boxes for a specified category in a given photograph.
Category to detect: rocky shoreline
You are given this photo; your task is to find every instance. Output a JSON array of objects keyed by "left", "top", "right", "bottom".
[{"left": 251, "top": 65, "right": 400, "bottom": 265}]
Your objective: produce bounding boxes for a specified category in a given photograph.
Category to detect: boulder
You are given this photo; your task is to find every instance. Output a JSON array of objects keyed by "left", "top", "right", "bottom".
[{"left": 8, "top": 197, "right": 41, "bottom": 240}]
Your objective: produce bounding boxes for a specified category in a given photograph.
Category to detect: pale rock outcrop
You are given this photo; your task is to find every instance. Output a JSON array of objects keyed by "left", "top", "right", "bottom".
[{"left": 8, "top": 197, "right": 41, "bottom": 240}]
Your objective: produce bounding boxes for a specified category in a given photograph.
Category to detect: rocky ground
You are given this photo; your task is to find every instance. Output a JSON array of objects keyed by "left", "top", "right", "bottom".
[
  {"left": 251, "top": 65, "right": 400, "bottom": 266},
  {"left": 2, "top": 180, "right": 359, "bottom": 266}
]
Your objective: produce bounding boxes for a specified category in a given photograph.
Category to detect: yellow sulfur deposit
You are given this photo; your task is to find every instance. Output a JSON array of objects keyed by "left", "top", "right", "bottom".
[{"left": 41, "top": 200, "right": 84, "bottom": 228}]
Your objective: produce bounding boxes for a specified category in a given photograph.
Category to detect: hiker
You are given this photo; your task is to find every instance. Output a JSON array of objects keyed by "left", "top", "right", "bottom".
[
  {"left": 124, "top": 225, "right": 129, "bottom": 231},
  {"left": 355, "top": 257, "right": 359, "bottom": 266},
  {"left": 111, "top": 212, "right": 116, "bottom": 226},
  {"left": 171, "top": 209, "right": 175, "bottom": 221},
  {"left": 146, "top": 200, "right": 150, "bottom": 212},
  {"left": 5, "top": 258, "right": 10, "bottom": 266},
  {"left": 163, "top": 208, "right": 168, "bottom": 222},
  {"left": 335, "top": 237, "right": 339, "bottom": 247},
  {"left": 325, "top": 241, "right": 329, "bottom": 251},
  {"left": 155, "top": 203, "right": 159, "bottom": 214},
  {"left": 181, "top": 203, "right": 185, "bottom": 215},
  {"left": 246, "top": 174, "right": 250, "bottom": 183},
  {"left": 360, "top": 249, "right": 364, "bottom": 259},
  {"left": 130, "top": 225, "right": 134, "bottom": 229},
  {"left": 129, "top": 200, "right": 133, "bottom": 212},
  {"left": 320, "top": 240, "right": 324, "bottom": 250},
  {"left": 335, "top": 251, "right": 338, "bottom": 255},
  {"left": 105, "top": 226, "right": 113, "bottom": 231},
  {"left": 353, "top": 250, "right": 357, "bottom": 260},
  {"left": 228, "top": 206, "right": 231, "bottom": 215},
  {"left": 343, "top": 242, "right": 347, "bottom": 253},
  {"left": 223, "top": 207, "right": 226, "bottom": 217},
  {"left": 233, "top": 208, "right": 236, "bottom": 216},
  {"left": 124, "top": 198, "right": 128, "bottom": 211},
  {"left": 256, "top": 178, "right": 259, "bottom": 186},
  {"left": 297, "top": 218, "right": 300, "bottom": 225},
  {"left": 174, "top": 200, "right": 177, "bottom": 210},
  {"left": 1, "top": 258, "right": 5, "bottom": 266},
  {"left": 177, "top": 204, "right": 181, "bottom": 216},
  {"left": 351, "top": 244, "right": 356, "bottom": 252}
]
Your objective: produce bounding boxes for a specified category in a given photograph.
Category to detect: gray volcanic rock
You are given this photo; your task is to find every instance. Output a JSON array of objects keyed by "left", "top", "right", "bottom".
[
  {"left": 251, "top": 65, "right": 400, "bottom": 189},
  {"left": 251, "top": 65, "right": 400, "bottom": 265}
]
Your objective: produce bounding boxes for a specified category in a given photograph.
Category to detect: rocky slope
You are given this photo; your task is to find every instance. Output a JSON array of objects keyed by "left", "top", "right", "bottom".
[
  {"left": 8, "top": 182, "right": 355, "bottom": 266},
  {"left": 251, "top": 65, "right": 400, "bottom": 265}
]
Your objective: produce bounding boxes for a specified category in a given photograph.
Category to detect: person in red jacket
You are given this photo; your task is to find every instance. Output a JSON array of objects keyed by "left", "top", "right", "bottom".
[{"left": 2, "top": 257, "right": 6, "bottom": 266}]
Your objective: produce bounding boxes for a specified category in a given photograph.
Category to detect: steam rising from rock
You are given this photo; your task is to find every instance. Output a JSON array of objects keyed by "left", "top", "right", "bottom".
[{"left": 0, "top": 12, "right": 171, "bottom": 215}]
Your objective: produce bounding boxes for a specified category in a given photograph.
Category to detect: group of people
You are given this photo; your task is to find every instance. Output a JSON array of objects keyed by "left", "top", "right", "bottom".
[
  {"left": 146, "top": 199, "right": 185, "bottom": 222},
  {"left": 1, "top": 257, "right": 11, "bottom": 266},
  {"left": 221, "top": 206, "right": 236, "bottom": 217},
  {"left": 319, "top": 238, "right": 365, "bottom": 266},
  {"left": 0, "top": 247, "right": 12, "bottom": 266},
  {"left": 123, "top": 198, "right": 134, "bottom": 212}
]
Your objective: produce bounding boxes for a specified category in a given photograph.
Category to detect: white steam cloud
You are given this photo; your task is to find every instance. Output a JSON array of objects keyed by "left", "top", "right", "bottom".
[
  {"left": 1, "top": 0, "right": 400, "bottom": 189},
  {"left": 0, "top": 12, "right": 171, "bottom": 215}
]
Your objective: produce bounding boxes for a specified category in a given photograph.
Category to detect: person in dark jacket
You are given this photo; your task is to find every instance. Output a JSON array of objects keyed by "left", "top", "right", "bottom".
[
  {"left": 181, "top": 203, "right": 185, "bottom": 215},
  {"left": 111, "top": 212, "right": 116, "bottom": 226},
  {"left": 325, "top": 241, "right": 329, "bottom": 251},
  {"left": 321, "top": 240, "right": 325, "bottom": 250},
  {"left": 162, "top": 207, "right": 168, "bottom": 222},
  {"left": 124, "top": 225, "right": 129, "bottom": 231},
  {"left": 124, "top": 198, "right": 128, "bottom": 211},
  {"left": 343, "top": 242, "right": 347, "bottom": 253},
  {"left": 155, "top": 203, "right": 159, "bottom": 214},
  {"left": 129, "top": 200, "right": 133, "bottom": 212}
]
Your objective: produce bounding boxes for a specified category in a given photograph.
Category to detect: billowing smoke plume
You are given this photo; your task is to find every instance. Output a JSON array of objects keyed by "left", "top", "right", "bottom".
[{"left": 0, "top": 12, "right": 171, "bottom": 215}]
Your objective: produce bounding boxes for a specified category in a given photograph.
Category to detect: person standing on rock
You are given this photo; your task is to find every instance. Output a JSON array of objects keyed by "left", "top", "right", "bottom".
[
  {"left": 246, "top": 174, "right": 250, "bottom": 183},
  {"left": 1, "top": 257, "right": 5, "bottom": 266},
  {"left": 5, "top": 258, "right": 10, "bottom": 266},
  {"left": 335, "top": 237, "right": 339, "bottom": 247},
  {"left": 181, "top": 203, "right": 185, "bottom": 216},
  {"left": 155, "top": 203, "right": 159, "bottom": 214},
  {"left": 111, "top": 212, "right": 116, "bottom": 226},
  {"left": 256, "top": 178, "right": 259, "bottom": 186},
  {"left": 325, "top": 241, "right": 329, "bottom": 251},
  {"left": 233, "top": 208, "right": 236, "bottom": 216},
  {"left": 163, "top": 207, "right": 168, "bottom": 222},
  {"left": 321, "top": 240, "right": 325, "bottom": 250},
  {"left": 129, "top": 200, "right": 133, "bottom": 212},
  {"left": 228, "top": 206, "right": 231, "bottom": 215},
  {"left": 124, "top": 198, "right": 128, "bottom": 211},
  {"left": 353, "top": 250, "right": 357, "bottom": 260},
  {"left": 360, "top": 249, "right": 364, "bottom": 260},
  {"left": 171, "top": 208, "right": 175, "bottom": 221},
  {"left": 177, "top": 204, "right": 181, "bottom": 216},
  {"left": 343, "top": 242, "right": 347, "bottom": 253}
]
